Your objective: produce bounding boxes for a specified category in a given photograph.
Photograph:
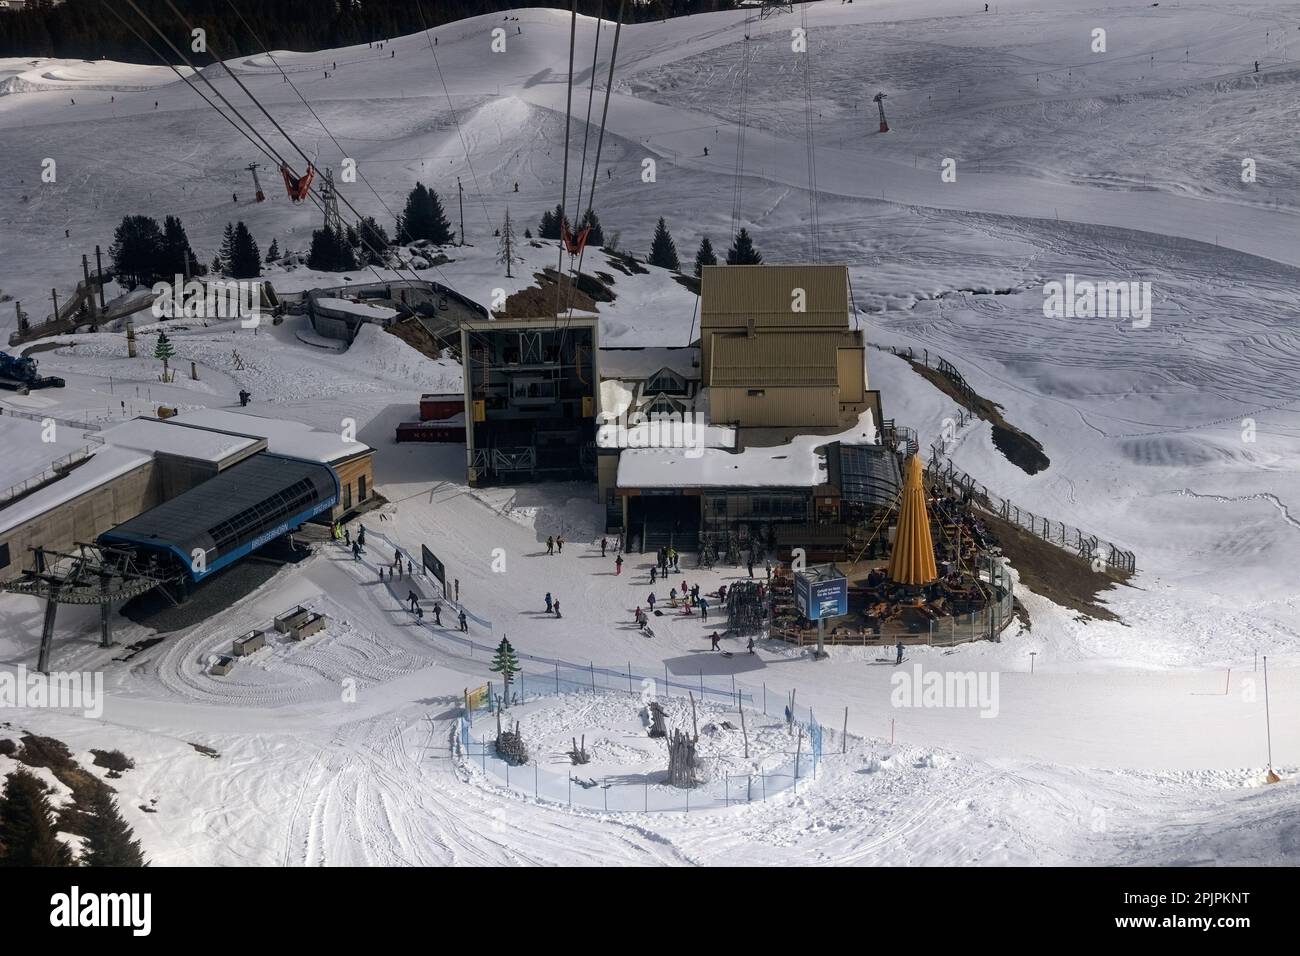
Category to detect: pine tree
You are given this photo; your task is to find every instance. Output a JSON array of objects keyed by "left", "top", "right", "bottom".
[
  {"left": 489, "top": 637, "right": 521, "bottom": 697},
  {"left": 580, "top": 207, "right": 604, "bottom": 247},
  {"left": 80, "top": 790, "right": 147, "bottom": 867},
  {"left": 538, "top": 208, "right": 555, "bottom": 240},
  {"left": 153, "top": 331, "right": 175, "bottom": 380},
  {"left": 308, "top": 226, "right": 337, "bottom": 271},
  {"left": 726, "top": 227, "right": 762, "bottom": 265},
  {"left": 648, "top": 217, "right": 680, "bottom": 270},
  {"left": 0, "top": 768, "right": 74, "bottom": 867},
  {"left": 498, "top": 208, "right": 517, "bottom": 278},
  {"left": 357, "top": 216, "right": 389, "bottom": 264},
  {"left": 693, "top": 236, "right": 717, "bottom": 277},
  {"left": 539, "top": 203, "right": 569, "bottom": 241},
  {"left": 228, "top": 221, "right": 261, "bottom": 279},
  {"left": 219, "top": 222, "right": 237, "bottom": 267},
  {"left": 160, "top": 215, "right": 200, "bottom": 279},
  {"left": 108, "top": 215, "right": 166, "bottom": 288},
  {"left": 397, "top": 182, "right": 453, "bottom": 244},
  {"left": 209, "top": 255, "right": 223, "bottom": 276},
  {"left": 266, "top": 238, "right": 280, "bottom": 262},
  {"left": 523, "top": 227, "right": 532, "bottom": 239}
]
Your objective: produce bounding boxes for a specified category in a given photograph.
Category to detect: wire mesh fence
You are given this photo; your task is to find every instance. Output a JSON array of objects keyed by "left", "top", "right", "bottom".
[{"left": 456, "top": 670, "right": 830, "bottom": 814}]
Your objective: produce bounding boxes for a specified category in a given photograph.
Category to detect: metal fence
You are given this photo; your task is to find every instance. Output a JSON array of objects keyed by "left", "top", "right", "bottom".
[
  {"left": 455, "top": 678, "right": 829, "bottom": 813},
  {"left": 925, "top": 452, "right": 1136, "bottom": 573}
]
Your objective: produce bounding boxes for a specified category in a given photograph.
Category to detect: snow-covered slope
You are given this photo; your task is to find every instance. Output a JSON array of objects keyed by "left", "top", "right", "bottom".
[{"left": 1, "top": 1, "right": 1299, "bottom": 866}]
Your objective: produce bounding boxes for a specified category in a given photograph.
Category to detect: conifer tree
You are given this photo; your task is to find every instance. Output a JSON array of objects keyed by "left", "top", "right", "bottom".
[
  {"left": 153, "top": 331, "right": 175, "bottom": 380},
  {"left": 580, "top": 207, "right": 604, "bottom": 247},
  {"left": 648, "top": 217, "right": 680, "bottom": 270},
  {"left": 228, "top": 221, "right": 261, "bottom": 279},
  {"left": 219, "top": 222, "right": 237, "bottom": 267},
  {"left": 0, "top": 768, "right": 74, "bottom": 867},
  {"left": 489, "top": 637, "right": 521, "bottom": 698},
  {"left": 539, "top": 203, "right": 569, "bottom": 241},
  {"left": 693, "top": 236, "right": 717, "bottom": 277},
  {"left": 160, "top": 215, "right": 200, "bottom": 279},
  {"left": 80, "top": 790, "right": 147, "bottom": 867},
  {"left": 397, "top": 182, "right": 453, "bottom": 244},
  {"left": 108, "top": 215, "right": 166, "bottom": 288},
  {"left": 725, "top": 227, "right": 762, "bottom": 265},
  {"left": 498, "top": 208, "right": 517, "bottom": 278},
  {"left": 266, "top": 238, "right": 280, "bottom": 263},
  {"left": 357, "top": 216, "right": 390, "bottom": 264}
]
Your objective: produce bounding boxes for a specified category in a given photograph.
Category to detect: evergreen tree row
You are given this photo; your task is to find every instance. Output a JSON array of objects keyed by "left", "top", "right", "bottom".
[{"left": 0, "top": 766, "right": 146, "bottom": 867}]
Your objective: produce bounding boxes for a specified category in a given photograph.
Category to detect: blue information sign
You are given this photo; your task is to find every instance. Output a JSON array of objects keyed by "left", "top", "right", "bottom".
[{"left": 794, "top": 567, "right": 848, "bottom": 621}]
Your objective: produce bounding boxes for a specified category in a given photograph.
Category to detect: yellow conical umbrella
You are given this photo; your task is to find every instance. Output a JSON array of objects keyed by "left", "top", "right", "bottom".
[{"left": 888, "top": 454, "right": 938, "bottom": 586}]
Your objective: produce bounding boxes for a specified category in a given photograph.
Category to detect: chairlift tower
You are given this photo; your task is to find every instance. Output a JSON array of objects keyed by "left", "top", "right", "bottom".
[
  {"left": 319, "top": 168, "right": 344, "bottom": 235},
  {"left": 759, "top": 0, "right": 794, "bottom": 19},
  {"left": 873, "top": 91, "right": 889, "bottom": 133},
  {"left": 245, "top": 162, "right": 266, "bottom": 203}
]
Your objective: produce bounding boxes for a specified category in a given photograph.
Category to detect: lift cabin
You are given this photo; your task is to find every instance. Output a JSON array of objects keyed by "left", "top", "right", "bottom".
[{"left": 460, "top": 315, "right": 600, "bottom": 486}]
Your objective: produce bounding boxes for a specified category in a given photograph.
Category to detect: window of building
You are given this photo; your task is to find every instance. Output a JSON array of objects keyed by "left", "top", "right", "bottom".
[
  {"left": 647, "top": 368, "right": 686, "bottom": 395},
  {"left": 747, "top": 389, "right": 765, "bottom": 397},
  {"left": 359, "top": 474, "right": 368, "bottom": 501}
]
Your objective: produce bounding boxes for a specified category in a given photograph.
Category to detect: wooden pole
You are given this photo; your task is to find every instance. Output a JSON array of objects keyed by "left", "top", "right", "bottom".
[
  {"left": 688, "top": 691, "right": 698, "bottom": 741},
  {"left": 739, "top": 704, "right": 749, "bottom": 759},
  {"left": 842, "top": 706, "right": 848, "bottom": 754}
]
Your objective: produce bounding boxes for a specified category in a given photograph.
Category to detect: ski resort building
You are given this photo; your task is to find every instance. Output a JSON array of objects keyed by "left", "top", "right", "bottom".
[
  {"left": 459, "top": 315, "right": 599, "bottom": 486},
  {"left": 297, "top": 279, "right": 488, "bottom": 344},
  {"left": 699, "top": 264, "right": 873, "bottom": 429},
  {"left": 0, "top": 411, "right": 372, "bottom": 583}
]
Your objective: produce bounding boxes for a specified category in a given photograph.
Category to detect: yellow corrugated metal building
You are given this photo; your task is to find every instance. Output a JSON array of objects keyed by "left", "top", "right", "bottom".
[{"left": 700, "top": 264, "right": 866, "bottom": 428}]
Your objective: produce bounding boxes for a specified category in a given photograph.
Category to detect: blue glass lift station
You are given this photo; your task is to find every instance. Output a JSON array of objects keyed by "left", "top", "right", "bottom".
[
  {"left": 794, "top": 565, "right": 849, "bottom": 622},
  {"left": 98, "top": 453, "right": 339, "bottom": 583}
]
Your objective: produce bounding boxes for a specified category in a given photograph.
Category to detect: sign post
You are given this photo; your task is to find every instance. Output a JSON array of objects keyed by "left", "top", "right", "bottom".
[{"left": 793, "top": 564, "right": 848, "bottom": 660}]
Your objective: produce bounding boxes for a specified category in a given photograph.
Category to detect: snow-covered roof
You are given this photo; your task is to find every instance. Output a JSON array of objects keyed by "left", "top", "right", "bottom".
[
  {"left": 0, "top": 415, "right": 90, "bottom": 492},
  {"left": 0, "top": 446, "right": 154, "bottom": 536},
  {"left": 100, "top": 417, "right": 261, "bottom": 464},
  {"left": 314, "top": 297, "right": 400, "bottom": 320},
  {"left": 616, "top": 411, "right": 875, "bottom": 489},
  {"left": 599, "top": 347, "right": 700, "bottom": 381},
  {"left": 168, "top": 408, "right": 370, "bottom": 464}
]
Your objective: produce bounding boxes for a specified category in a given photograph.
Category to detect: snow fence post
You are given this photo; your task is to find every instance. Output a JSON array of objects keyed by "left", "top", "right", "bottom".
[
  {"left": 568, "top": 774, "right": 572, "bottom": 807},
  {"left": 763, "top": 682, "right": 767, "bottom": 716},
  {"left": 700, "top": 671, "right": 704, "bottom": 697},
  {"left": 555, "top": 662, "right": 559, "bottom": 693},
  {"left": 628, "top": 662, "right": 633, "bottom": 695},
  {"left": 725, "top": 776, "right": 729, "bottom": 806},
  {"left": 535, "top": 763, "right": 538, "bottom": 799},
  {"left": 590, "top": 662, "right": 597, "bottom": 694}
]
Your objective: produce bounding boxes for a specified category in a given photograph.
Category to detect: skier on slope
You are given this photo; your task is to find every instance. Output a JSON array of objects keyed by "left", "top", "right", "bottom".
[
  {"left": 546, "top": 535, "right": 555, "bottom": 555},
  {"left": 650, "top": 565, "right": 657, "bottom": 584},
  {"left": 459, "top": 609, "right": 468, "bottom": 632},
  {"left": 615, "top": 554, "right": 623, "bottom": 575},
  {"left": 601, "top": 536, "right": 608, "bottom": 557},
  {"left": 895, "top": 640, "right": 905, "bottom": 665},
  {"left": 647, "top": 592, "right": 656, "bottom": 610},
  {"left": 545, "top": 592, "right": 553, "bottom": 613},
  {"left": 710, "top": 632, "right": 720, "bottom": 651},
  {"left": 553, "top": 598, "right": 562, "bottom": 619}
]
